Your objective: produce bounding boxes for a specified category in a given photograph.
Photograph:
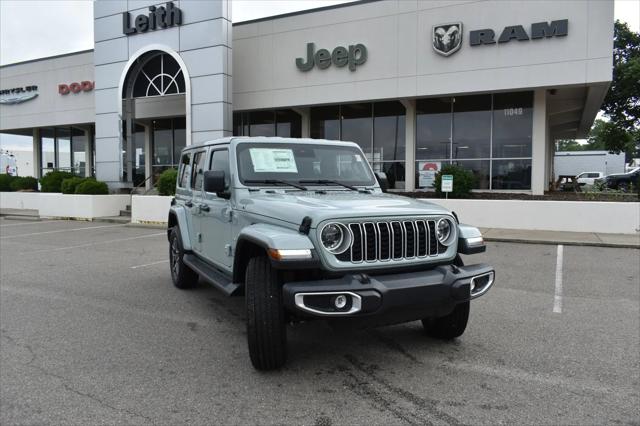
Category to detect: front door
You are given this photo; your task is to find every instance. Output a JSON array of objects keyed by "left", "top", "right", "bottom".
[
  {"left": 188, "top": 149, "right": 207, "bottom": 254},
  {"left": 199, "top": 147, "right": 233, "bottom": 268}
]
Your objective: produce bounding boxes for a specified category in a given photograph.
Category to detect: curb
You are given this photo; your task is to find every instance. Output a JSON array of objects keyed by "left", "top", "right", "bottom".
[{"left": 483, "top": 237, "right": 640, "bottom": 249}]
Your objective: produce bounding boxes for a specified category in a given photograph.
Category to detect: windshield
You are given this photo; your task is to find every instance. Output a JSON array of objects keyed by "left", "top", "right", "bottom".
[{"left": 236, "top": 142, "right": 376, "bottom": 187}]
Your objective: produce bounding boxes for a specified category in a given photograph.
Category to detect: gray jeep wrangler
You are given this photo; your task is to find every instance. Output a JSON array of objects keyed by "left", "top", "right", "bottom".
[{"left": 167, "top": 137, "right": 494, "bottom": 370}]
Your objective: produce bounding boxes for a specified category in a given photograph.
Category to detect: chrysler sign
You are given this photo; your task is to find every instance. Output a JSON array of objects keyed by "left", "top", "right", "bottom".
[{"left": 0, "top": 86, "right": 38, "bottom": 105}]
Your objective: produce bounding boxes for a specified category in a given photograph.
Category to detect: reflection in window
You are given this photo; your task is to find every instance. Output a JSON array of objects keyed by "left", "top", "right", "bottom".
[
  {"left": 276, "top": 110, "right": 302, "bottom": 137},
  {"left": 372, "top": 162, "right": 406, "bottom": 190},
  {"left": 232, "top": 110, "right": 301, "bottom": 138},
  {"left": 310, "top": 106, "right": 340, "bottom": 140},
  {"left": 492, "top": 159, "right": 532, "bottom": 190},
  {"left": 173, "top": 117, "right": 186, "bottom": 164},
  {"left": 341, "top": 103, "right": 372, "bottom": 157},
  {"left": 416, "top": 97, "right": 452, "bottom": 161},
  {"left": 153, "top": 119, "right": 173, "bottom": 166},
  {"left": 493, "top": 92, "right": 533, "bottom": 158},
  {"left": 57, "top": 127, "right": 71, "bottom": 170},
  {"left": 210, "top": 149, "right": 230, "bottom": 190},
  {"left": 373, "top": 101, "right": 405, "bottom": 162},
  {"left": 250, "top": 111, "right": 275, "bottom": 137},
  {"left": 178, "top": 152, "right": 191, "bottom": 188},
  {"left": 71, "top": 128, "right": 87, "bottom": 177},
  {"left": 452, "top": 95, "right": 491, "bottom": 159},
  {"left": 452, "top": 160, "right": 490, "bottom": 190},
  {"left": 40, "top": 128, "right": 55, "bottom": 174}
]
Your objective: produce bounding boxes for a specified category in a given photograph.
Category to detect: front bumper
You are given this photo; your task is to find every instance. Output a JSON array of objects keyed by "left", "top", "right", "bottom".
[{"left": 282, "top": 263, "right": 494, "bottom": 326}]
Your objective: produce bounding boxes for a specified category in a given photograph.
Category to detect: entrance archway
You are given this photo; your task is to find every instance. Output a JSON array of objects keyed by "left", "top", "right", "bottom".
[{"left": 119, "top": 47, "right": 190, "bottom": 189}]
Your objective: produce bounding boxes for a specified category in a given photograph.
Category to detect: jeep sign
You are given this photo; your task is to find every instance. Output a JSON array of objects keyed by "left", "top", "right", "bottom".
[{"left": 296, "top": 43, "right": 367, "bottom": 72}]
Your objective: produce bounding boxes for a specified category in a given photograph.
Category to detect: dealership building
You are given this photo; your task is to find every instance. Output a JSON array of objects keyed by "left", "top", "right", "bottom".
[{"left": 0, "top": 0, "right": 614, "bottom": 194}]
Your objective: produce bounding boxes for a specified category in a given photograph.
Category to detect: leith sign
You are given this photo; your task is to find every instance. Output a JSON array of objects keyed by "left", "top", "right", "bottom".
[{"left": 122, "top": 2, "right": 182, "bottom": 36}]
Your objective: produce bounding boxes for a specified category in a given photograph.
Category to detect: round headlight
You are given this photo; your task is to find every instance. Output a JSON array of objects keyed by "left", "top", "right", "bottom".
[
  {"left": 436, "top": 219, "right": 451, "bottom": 244},
  {"left": 321, "top": 223, "right": 344, "bottom": 252}
]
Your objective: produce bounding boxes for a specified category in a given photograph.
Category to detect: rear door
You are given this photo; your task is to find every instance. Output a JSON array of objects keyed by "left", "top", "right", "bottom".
[
  {"left": 189, "top": 149, "right": 207, "bottom": 254},
  {"left": 199, "top": 147, "right": 233, "bottom": 268}
]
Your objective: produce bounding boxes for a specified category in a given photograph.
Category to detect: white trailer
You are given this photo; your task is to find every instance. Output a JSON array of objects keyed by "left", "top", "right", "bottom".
[{"left": 554, "top": 151, "right": 626, "bottom": 179}]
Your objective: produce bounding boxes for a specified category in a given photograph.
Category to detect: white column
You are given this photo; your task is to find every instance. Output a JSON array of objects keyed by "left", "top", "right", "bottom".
[
  {"left": 32, "top": 128, "right": 41, "bottom": 179},
  {"left": 531, "top": 89, "right": 547, "bottom": 195},
  {"left": 401, "top": 99, "right": 416, "bottom": 191},
  {"left": 84, "top": 128, "right": 92, "bottom": 177}
]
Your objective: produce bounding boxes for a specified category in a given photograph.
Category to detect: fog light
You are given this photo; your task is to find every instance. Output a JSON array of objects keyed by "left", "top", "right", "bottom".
[{"left": 334, "top": 294, "right": 348, "bottom": 309}]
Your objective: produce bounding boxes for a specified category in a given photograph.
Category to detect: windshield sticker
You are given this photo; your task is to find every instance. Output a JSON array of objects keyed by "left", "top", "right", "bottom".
[{"left": 249, "top": 148, "right": 298, "bottom": 173}]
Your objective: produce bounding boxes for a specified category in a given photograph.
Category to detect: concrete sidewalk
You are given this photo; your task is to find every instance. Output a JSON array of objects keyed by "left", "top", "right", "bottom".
[{"left": 480, "top": 228, "right": 640, "bottom": 248}]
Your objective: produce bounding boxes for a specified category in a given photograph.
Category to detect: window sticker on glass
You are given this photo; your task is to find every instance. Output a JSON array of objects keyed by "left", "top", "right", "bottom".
[{"left": 249, "top": 148, "right": 298, "bottom": 173}]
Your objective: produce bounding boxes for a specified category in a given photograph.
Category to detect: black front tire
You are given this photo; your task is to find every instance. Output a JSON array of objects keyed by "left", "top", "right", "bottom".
[
  {"left": 169, "top": 227, "right": 198, "bottom": 289},
  {"left": 245, "top": 255, "right": 287, "bottom": 370},
  {"left": 422, "top": 255, "right": 469, "bottom": 339},
  {"left": 422, "top": 301, "right": 470, "bottom": 339}
]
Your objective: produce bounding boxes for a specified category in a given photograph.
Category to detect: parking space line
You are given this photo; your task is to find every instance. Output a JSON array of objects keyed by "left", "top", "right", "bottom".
[
  {"left": 21, "top": 232, "right": 166, "bottom": 254},
  {"left": 0, "top": 220, "right": 59, "bottom": 228},
  {"left": 553, "top": 244, "right": 564, "bottom": 313},
  {"left": 0, "top": 224, "right": 125, "bottom": 239},
  {"left": 130, "top": 259, "right": 168, "bottom": 269}
]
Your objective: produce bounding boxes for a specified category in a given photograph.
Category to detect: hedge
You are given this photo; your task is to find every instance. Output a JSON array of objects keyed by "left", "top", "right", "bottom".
[
  {"left": 9, "top": 176, "right": 38, "bottom": 192},
  {"left": 40, "top": 171, "right": 74, "bottom": 193},
  {"left": 0, "top": 174, "right": 13, "bottom": 191},
  {"left": 157, "top": 168, "right": 178, "bottom": 196},
  {"left": 61, "top": 177, "right": 86, "bottom": 194},
  {"left": 74, "top": 179, "right": 109, "bottom": 195}
]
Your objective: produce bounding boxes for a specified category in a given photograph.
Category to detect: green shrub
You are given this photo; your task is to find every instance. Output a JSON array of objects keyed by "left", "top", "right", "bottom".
[
  {"left": 40, "top": 171, "right": 74, "bottom": 193},
  {"left": 9, "top": 176, "right": 38, "bottom": 191},
  {"left": 433, "top": 164, "right": 475, "bottom": 198},
  {"left": 0, "top": 174, "right": 14, "bottom": 191},
  {"left": 157, "top": 168, "right": 178, "bottom": 196},
  {"left": 61, "top": 177, "right": 86, "bottom": 194},
  {"left": 75, "top": 179, "right": 109, "bottom": 195}
]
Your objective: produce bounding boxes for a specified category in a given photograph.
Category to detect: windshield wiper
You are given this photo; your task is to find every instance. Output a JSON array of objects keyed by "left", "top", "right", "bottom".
[
  {"left": 298, "top": 179, "right": 362, "bottom": 191},
  {"left": 243, "top": 179, "right": 308, "bottom": 191}
]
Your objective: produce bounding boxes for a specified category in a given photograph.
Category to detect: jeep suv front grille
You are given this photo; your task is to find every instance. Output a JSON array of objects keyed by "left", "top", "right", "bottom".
[{"left": 335, "top": 219, "right": 446, "bottom": 263}]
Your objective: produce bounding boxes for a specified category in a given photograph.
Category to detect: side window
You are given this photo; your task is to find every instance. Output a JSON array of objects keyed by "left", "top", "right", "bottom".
[
  {"left": 178, "top": 152, "right": 191, "bottom": 188},
  {"left": 209, "top": 149, "right": 230, "bottom": 190},
  {"left": 589, "top": 173, "right": 600, "bottom": 178},
  {"left": 191, "top": 151, "right": 206, "bottom": 191}
]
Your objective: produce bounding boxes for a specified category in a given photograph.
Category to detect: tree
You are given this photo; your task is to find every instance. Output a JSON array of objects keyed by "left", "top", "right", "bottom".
[
  {"left": 602, "top": 21, "right": 640, "bottom": 132},
  {"left": 555, "top": 139, "right": 585, "bottom": 152}
]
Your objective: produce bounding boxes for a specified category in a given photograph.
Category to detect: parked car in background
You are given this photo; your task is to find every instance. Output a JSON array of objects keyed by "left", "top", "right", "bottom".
[
  {"left": 575, "top": 171, "right": 603, "bottom": 186},
  {"left": 597, "top": 167, "right": 640, "bottom": 191}
]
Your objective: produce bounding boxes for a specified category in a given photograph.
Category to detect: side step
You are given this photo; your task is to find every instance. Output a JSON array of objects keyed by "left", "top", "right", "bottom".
[{"left": 183, "top": 254, "right": 240, "bottom": 296}]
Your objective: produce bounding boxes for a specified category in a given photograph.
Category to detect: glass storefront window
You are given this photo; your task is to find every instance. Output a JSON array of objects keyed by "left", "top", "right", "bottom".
[
  {"left": 492, "top": 159, "right": 532, "bottom": 190},
  {"left": 452, "top": 95, "right": 491, "bottom": 159},
  {"left": 341, "top": 103, "right": 372, "bottom": 158},
  {"left": 173, "top": 117, "right": 186, "bottom": 163},
  {"left": 249, "top": 111, "right": 275, "bottom": 137},
  {"left": 493, "top": 92, "right": 533, "bottom": 158},
  {"left": 416, "top": 91, "right": 533, "bottom": 190},
  {"left": 373, "top": 101, "right": 405, "bottom": 162},
  {"left": 153, "top": 119, "right": 173, "bottom": 166},
  {"left": 276, "top": 110, "right": 301, "bottom": 138},
  {"left": 452, "top": 160, "right": 490, "bottom": 190},
  {"left": 71, "top": 128, "right": 87, "bottom": 176},
  {"left": 310, "top": 106, "right": 340, "bottom": 140},
  {"left": 40, "top": 128, "right": 55, "bottom": 175},
  {"left": 416, "top": 97, "right": 452, "bottom": 161},
  {"left": 372, "top": 161, "right": 406, "bottom": 190},
  {"left": 56, "top": 127, "right": 71, "bottom": 171}
]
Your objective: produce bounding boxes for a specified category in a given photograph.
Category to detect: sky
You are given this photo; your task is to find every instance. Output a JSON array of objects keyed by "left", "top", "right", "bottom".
[{"left": 1, "top": 0, "right": 638, "bottom": 66}]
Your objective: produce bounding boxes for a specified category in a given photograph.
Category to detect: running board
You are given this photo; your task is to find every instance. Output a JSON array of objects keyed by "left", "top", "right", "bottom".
[{"left": 183, "top": 254, "right": 240, "bottom": 296}]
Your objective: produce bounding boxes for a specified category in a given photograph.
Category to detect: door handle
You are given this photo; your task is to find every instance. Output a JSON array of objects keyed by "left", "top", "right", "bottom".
[
  {"left": 199, "top": 204, "right": 210, "bottom": 212},
  {"left": 185, "top": 201, "right": 193, "bottom": 208}
]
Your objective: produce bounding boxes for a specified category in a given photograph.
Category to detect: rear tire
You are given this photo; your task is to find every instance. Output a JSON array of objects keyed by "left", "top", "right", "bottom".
[
  {"left": 422, "top": 254, "right": 469, "bottom": 339},
  {"left": 169, "top": 227, "right": 198, "bottom": 289},
  {"left": 245, "top": 255, "right": 287, "bottom": 370}
]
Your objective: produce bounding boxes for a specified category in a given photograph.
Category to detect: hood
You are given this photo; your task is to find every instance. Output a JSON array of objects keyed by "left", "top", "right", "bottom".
[{"left": 237, "top": 190, "right": 450, "bottom": 227}]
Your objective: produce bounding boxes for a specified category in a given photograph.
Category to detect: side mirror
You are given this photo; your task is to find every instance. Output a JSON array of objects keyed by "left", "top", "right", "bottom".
[
  {"left": 375, "top": 171, "right": 389, "bottom": 192},
  {"left": 203, "top": 170, "right": 228, "bottom": 197}
]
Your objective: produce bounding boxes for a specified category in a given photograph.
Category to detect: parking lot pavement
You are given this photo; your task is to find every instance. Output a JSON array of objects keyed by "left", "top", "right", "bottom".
[{"left": 1, "top": 218, "right": 638, "bottom": 425}]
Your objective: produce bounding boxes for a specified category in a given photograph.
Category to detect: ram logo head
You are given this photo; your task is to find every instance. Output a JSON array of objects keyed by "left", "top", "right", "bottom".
[{"left": 433, "top": 23, "right": 463, "bottom": 56}]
